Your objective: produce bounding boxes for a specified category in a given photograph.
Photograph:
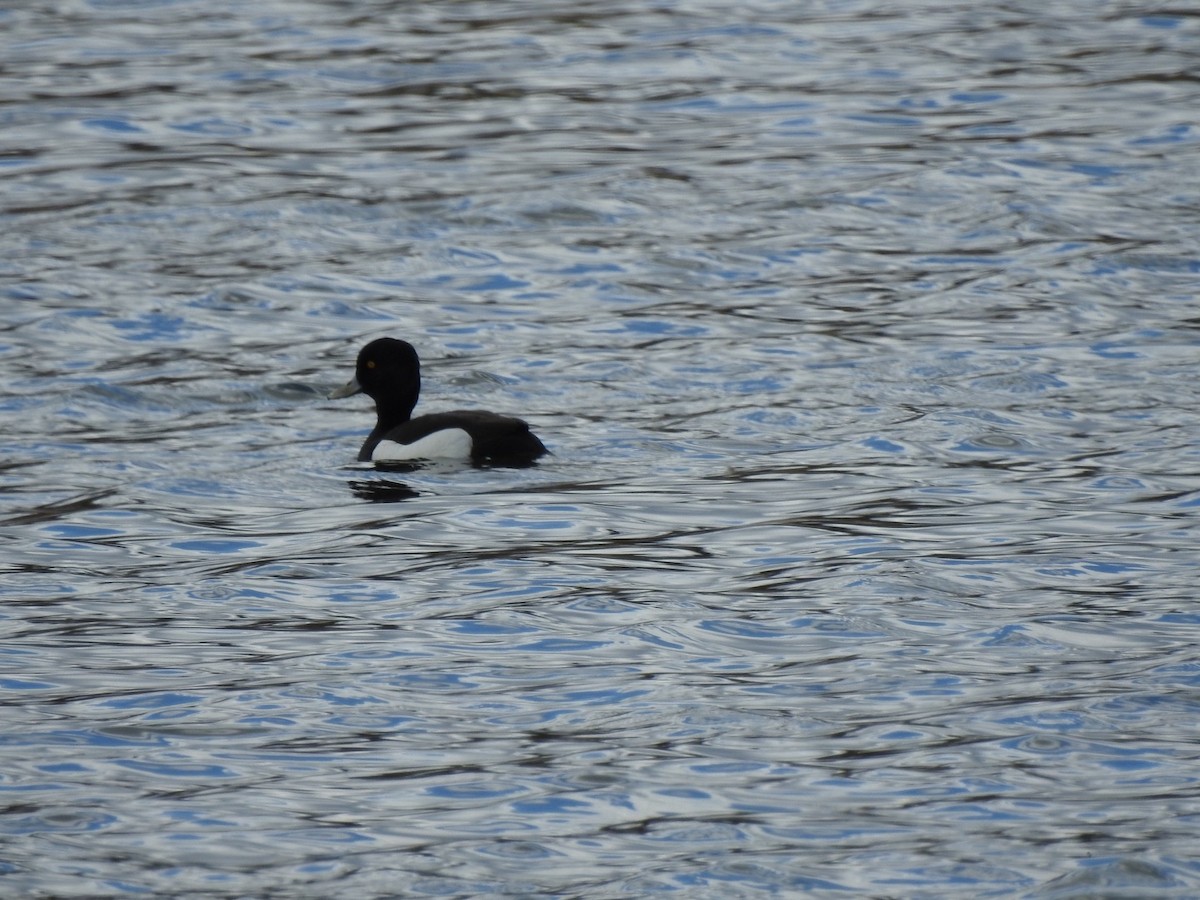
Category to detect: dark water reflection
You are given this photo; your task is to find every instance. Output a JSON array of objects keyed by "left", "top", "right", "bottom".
[
  {"left": 3, "top": 0, "right": 1200, "bottom": 896},
  {"left": 348, "top": 477, "right": 422, "bottom": 503}
]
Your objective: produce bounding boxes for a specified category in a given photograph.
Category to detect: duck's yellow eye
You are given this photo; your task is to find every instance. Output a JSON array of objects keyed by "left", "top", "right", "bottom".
[{"left": 366, "top": 360, "right": 376, "bottom": 369}]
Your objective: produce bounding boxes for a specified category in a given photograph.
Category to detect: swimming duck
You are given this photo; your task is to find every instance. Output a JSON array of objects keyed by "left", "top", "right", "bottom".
[{"left": 330, "top": 337, "right": 547, "bottom": 465}]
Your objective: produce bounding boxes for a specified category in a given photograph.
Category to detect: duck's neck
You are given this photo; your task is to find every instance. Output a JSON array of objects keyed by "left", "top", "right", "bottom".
[{"left": 359, "top": 388, "right": 419, "bottom": 462}]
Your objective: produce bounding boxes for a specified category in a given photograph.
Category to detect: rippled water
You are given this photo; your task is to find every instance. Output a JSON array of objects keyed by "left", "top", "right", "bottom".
[{"left": 3, "top": 0, "right": 1200, "bottom": 896}]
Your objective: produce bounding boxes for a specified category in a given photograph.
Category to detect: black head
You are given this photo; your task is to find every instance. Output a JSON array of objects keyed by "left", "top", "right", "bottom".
[
  {"left": 352, "top": 338, "right": 420, "bottom": 400},
  {"left": 330, "top": 337, "right": 422, "bottom": 426}
]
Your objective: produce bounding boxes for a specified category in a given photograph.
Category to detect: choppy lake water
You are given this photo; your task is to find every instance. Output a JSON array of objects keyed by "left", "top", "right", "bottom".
[{"left": 3, "top": 1, "right": 1200, "bottom": 896}]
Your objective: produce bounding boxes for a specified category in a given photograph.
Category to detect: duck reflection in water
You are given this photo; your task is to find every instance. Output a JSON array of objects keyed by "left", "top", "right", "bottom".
[{"left": 347, "top": 478, "right": 421, "bottom": 503}]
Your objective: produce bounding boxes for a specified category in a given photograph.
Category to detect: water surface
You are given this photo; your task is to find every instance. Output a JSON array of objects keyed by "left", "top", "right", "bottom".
[{"left": 3, "top": 0, "right": 1200, "bottom": 896}]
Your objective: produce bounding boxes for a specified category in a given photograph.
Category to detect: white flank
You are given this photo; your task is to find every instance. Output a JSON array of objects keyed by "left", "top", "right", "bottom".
[{"left": 372, "top": 428, "right": 473, "bottom": 461}]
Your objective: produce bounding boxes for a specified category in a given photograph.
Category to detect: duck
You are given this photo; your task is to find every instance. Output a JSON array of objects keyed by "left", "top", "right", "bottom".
[{"left": 330, "top": 337, "right": 547, "bottom": 465}]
